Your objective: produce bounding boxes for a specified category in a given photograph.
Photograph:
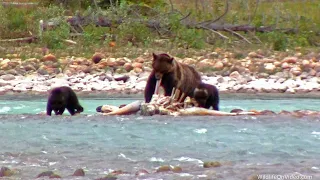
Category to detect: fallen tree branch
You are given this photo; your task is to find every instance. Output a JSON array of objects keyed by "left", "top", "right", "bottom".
[
  {"left": 224, "top": 28, "right": 252, "bottom": 44},
  {"left": 199, "top": 25, "right": 229, "bottom": 40},
  {"left": 0, "top": 36, "right": 37, "bottom": 43},
  {"left": 42, "top": 12, "right": 296, "bottom": 35},
  {"left": 179, "top": 12, "right": 192, "bottom": 22}
]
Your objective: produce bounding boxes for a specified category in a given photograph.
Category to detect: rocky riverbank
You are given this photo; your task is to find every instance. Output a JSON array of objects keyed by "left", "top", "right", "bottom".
[{"left": 0, "top": 49, "right": 319, "bottom": 96}]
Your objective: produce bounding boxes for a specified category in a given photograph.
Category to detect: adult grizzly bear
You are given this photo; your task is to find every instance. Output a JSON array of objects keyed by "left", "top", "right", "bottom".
[
  {"left": 193, "top": 82, "right": 220, "bottom": 110},
  {"left": 47, "top": 86, "right": 84, "bottom": 116},
  {"left": 144, "top": 53, "right": 201, "bottom": 103}
]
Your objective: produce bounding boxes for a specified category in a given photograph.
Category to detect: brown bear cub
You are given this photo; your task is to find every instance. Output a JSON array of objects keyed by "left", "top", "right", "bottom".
[
  {"left": 47, "top": 86, "right": 84, "bottom": 116},
  {"left": 144, "top": 53, "right": 201, "bottom": 103},
  {"left": 193, "top": 82, "right": 220, "bottom": 110}
]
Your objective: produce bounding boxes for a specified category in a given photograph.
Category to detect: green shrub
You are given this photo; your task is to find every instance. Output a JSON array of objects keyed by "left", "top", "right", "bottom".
[
  {"left": 82, "top": 24, "right": 110, "bottom": 45},
  {"left": 257, "top": 32, "right": 288, "bottom": 51},
  {"left": 98, "top": 0, "right": 166, "bottom": 8},
  {"left": 42, "top": 22, "right": 70, "bottom": 49},
  {"left": 176, "top": 28, "right": 206, "bottom": 49},
  {"left": 117, "top": 20, "right": 154, "bottom": 46},
  {"left": 0, "top": 6, "right": 9, "bottom": 37},
  {"left": 40, "top": 0, "right": 92, "bottom": 10},
  {"left": 6, "top": 7, "right": 28, "bottom": 31},
  {"left": 167, "top": 13, "right": 206, "bottom": 49},
  {"left": 33, "top": 5, "right": 65, "bottom": 20},
  {"left": 272, "top": 33, "right": 288, "bottom": 51}
]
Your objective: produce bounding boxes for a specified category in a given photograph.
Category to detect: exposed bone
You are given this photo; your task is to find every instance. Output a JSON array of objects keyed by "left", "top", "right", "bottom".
[
  {"left": 154, "top": 78, "right": 162, "bottom": 95},
  {"left": 178, "top": 107, "right": 258, "bottom": 116},
  {"left": 98, "top": 86, "right": 260, "bottom": 116},
  {"left": 173, "top": 89, "right": 181, "bottom": 101},
  {"left": 103, "top": 100, "right": 142, "bottom": 115},
  {"left": 170, "top": 87, "right": 176, "bottom": 97},
  {"left": 179, "top": 107, "right": 236, "bottom": 116},
  {"left": 178, "top": 92, "right": 186, "bottom": 103},
  {"left": 99, "top": 105, "right": 119, "bottom": 113}
]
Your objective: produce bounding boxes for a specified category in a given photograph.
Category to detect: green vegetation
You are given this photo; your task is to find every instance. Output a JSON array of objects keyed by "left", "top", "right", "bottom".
[{"left": 0, "top": 0, "right": 319, "bottom": 58}]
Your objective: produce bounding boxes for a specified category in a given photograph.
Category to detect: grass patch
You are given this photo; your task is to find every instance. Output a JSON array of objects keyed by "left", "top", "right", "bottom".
[{"left": 0, "top": 0, "right": 319, "bottom": 58}]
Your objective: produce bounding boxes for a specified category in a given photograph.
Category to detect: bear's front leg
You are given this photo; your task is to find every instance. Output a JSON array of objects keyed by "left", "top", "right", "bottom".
[
  {"left": 46, "top": 105, "right": 52, "bottom": 116},
  {"left": 144, "top": 72, "right": 157, "bottom": 103}
]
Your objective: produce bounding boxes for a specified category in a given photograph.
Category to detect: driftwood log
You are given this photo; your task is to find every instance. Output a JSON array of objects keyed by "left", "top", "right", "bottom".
[{"left": 40, "top": 14, "right": 296, "bottom": 34}]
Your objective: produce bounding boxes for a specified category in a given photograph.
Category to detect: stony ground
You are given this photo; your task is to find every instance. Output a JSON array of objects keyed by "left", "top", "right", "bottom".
[{"left": 0, "top": 48, "right": 319, "bottom": 96}]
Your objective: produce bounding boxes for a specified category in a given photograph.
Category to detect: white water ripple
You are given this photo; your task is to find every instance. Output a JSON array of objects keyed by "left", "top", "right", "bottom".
[
  {"left": 118, "top": 153, "right": 136, "bottom": 162},
  {"left": 13, "top": 104, "right": 25, "bottom": 110},
  {"left": 193, "top": 128, "right": 207, "bottom": 134},
  {"left": 0, "top": 106, "right": 11, "bottom": 113},
  {"left": 149, "top": 157, "right": 165, "bottom": 162},
  {"left": 173, "top": 157, "right": 203, "bottom": 164},
  {"left": 42, "top": 135, "right": 49, "bottom": 140}
]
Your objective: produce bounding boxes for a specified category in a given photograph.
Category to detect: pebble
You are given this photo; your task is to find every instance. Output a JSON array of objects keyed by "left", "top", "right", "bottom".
[{"left": 0, "top": 51, "right": 319, "bottom": 95}]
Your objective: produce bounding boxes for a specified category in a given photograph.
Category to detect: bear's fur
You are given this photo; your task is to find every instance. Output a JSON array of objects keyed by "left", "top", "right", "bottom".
[
  {"left": 46, "top": 86, "right": 83, "bottom": 116},
  {"left": 193, "top": 82, "right": 219, "bottom": 110},
  {"left": 144, "top": 53, "right": 201, "bottom": 103}
]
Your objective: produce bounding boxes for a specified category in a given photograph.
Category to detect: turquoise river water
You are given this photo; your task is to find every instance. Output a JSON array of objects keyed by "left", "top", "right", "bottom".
[{"left": 0, "top": 95, "right": 319, "bottom": 179}]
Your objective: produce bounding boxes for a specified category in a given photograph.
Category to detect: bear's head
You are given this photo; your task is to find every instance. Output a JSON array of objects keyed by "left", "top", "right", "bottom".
[
  {"left": 152, "top": 53, "right": 174, "bottom": 80},
  {"left": 49, "top": 88, "right": 66, "bottom": 110},
  {"left": 193, "top": 87, "right": 208, "bottom": 108}
]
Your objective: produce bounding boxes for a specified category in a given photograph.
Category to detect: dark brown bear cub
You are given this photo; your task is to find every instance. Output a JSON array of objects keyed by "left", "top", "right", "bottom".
[
  {"left": 144, "top": 53, "right": 201, "bottom": 103},
  {"left": 47, "top": 86, "right": 84, "bottom": 116},
  {"left": 193, "top": 82, "right": 219, "bottom": 110}
]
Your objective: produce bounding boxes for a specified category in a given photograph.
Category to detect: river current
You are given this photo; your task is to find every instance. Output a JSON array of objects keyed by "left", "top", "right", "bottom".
[{"left": 0, "top": 95, "right": 319, "bottom": 179}]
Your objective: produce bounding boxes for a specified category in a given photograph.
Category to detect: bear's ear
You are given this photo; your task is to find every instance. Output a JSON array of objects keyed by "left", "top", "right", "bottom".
[
  {"left": 152, "top": 53, "right": 157, "bottom": 60},
  {"left": 168, "top": 57, "right": 174, "bottom": 63}
]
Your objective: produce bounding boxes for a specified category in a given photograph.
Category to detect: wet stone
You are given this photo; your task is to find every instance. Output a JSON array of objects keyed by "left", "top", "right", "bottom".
[
  {"left": 0, "top": 167, "right": 14, "bottom": 177},
  {"left": 72, "top": 168, "right": 85, "bottom": 176},
  {"left": 95, "top": 174, "right": 117, "bottom": 180},
  {"left": 203, "top": 161, "right": 222, "bottom": 168},
  {"left": 156, "top": 165, "right": 171, "bottom": 173},
  {"left": 135, "top": 169, "right": 149, "bottom": 176},
  {"left": 36, "top": 171, "right": 54, "bottom": 178}
]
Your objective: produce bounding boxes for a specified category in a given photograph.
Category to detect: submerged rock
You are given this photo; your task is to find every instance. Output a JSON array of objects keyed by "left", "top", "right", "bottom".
[
  {"left": 109, "top": 170, "right": 129, "bottom": 176},
  {"left": 278, "top": 110, "right": 292, "bottom": 115},
  {"left": 0, "top": 167, "right": 14, "bottom": 177},
  {"left": 203, "top": 161, "right": 222, "bottom": 168},
  {"left": 230, "top": 109, "right": 244, "bottom": 113},
  {"left": 49, "top": 174, "right": 62, "bottom": 178},
  {"left": 259, "top": 110, "right": 276, "bottom": 115},
  {"left": 96, "top": 174, "right": 117, "bottom": 180},
  {"left": 156, "top": 165, "right": 171, "bottom": 173},
  {"left": 36, "top": 171, "right": 61, "bottom": 178},
  {"left": 72, "top": 168, "right": 85, "bottom": 176},
  {"left": 135, "top": 169, "right": 149, "bottom": 176},
  {"left": 37, "top": 171, "right": 54, "bottom": 178},
  {"left": 172, "top": 166, "right": 182, "bottom": 173}
]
